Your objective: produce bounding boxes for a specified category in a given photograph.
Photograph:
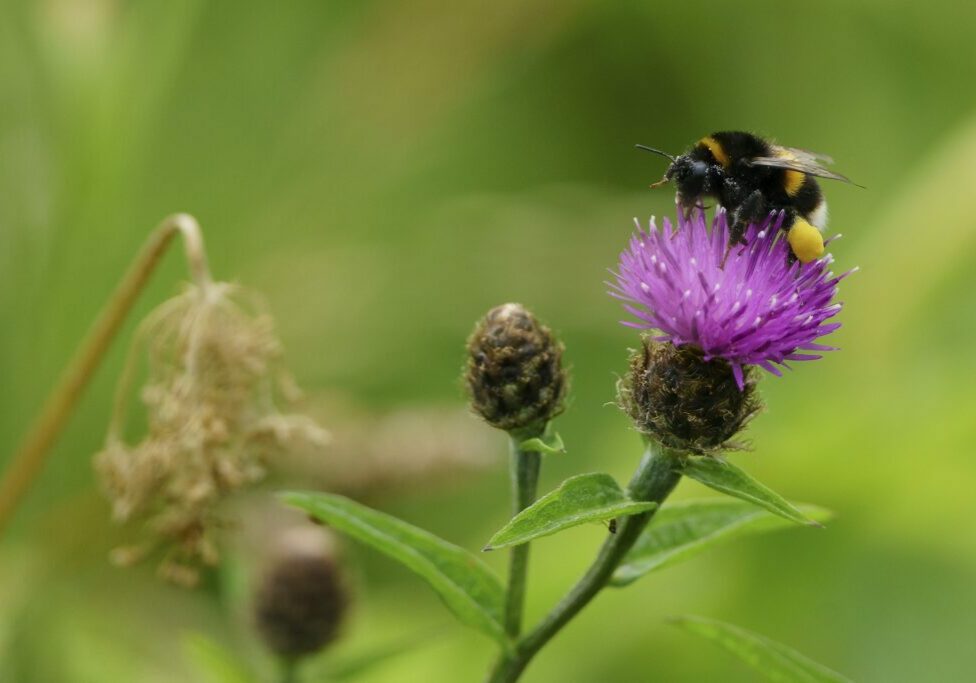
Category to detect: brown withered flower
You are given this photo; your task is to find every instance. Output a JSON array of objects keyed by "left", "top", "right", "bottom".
[{"left": 95, "top": 281, "right": 329, "bottom": 586}]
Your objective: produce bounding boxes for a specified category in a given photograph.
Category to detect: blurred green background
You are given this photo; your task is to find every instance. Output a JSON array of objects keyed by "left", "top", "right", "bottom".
[{"left": 2, "top": 0, "right": 976, "bottom": 681}]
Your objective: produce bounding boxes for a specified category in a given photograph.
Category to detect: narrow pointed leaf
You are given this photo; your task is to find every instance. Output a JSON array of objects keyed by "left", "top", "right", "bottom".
[
  {"left": 485, "top": 473, "right": 657, "bottom": 550},
  {"left": 672, "top": 616, "right": 853, "bottom": 683},
  {"left": 682, "top": 456, "right": 819, "bottom": 526},
  {"left": 518, "top": 430, "right": 565, "bottom": 455},
  {"left": 281, "top": 492, "right": 506, "bottom": 646},
  {"left": 311, "top": 628, "right": 442, "bottom": 681},
  {"left": 182, "top": 633, "right": 257, "bottom": 683},
  {"left": 612, "top": 499, "right": 831, "bottom": 586}
]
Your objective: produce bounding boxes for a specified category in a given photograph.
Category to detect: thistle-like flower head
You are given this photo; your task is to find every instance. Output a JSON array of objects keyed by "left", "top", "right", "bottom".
[{"left": 611, "top": 206, "right": 854, "bottom": 389}]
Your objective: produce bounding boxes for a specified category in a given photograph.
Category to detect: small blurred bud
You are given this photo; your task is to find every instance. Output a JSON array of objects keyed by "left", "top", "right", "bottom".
[
  {"left": 254, "top": 527, "right": 349, "bottom": 661},
  {"left": 465, "top": 303, "right": 567, "bottom": 434},
  {"left": 619, "top": 338, "right": 761, "bottom": 454}
]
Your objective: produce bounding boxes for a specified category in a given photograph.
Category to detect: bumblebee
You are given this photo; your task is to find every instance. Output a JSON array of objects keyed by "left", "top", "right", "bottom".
[{"left": 637, "top": 131, "right": 857, "bottom": 263}]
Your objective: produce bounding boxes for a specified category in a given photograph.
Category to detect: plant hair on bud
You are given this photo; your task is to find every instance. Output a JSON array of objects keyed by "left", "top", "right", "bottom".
[
  {"left": 465, "top": 303, "right": 567, "bottom": 435},
  {"left": 619, "top": 338, "right": 762, "bottom": 454}
]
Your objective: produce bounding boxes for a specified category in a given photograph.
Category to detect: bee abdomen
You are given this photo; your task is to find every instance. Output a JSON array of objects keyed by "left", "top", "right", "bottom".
[
  {"left": 791, "top": 175, "right": 824, "bottom": 222},
  {"left": 804, "top": 198, "right": 829, "bottom": 230},
  {"left": 783, "top": 169, "right": 805, "bottom": 197}
]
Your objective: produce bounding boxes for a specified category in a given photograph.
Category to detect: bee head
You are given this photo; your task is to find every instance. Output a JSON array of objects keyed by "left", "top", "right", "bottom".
[
  {"left": 636, "top": 145, "right": 719, "bottom": 204},
  {"left": 667, "top": 156, "right": 712, "bottom": 202}
]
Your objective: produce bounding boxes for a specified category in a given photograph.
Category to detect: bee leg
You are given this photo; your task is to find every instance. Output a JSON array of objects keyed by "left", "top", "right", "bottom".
[
  {"left": 729, "top": 215, "right": 748, "bottom": 246},
  {"left": 781, "top": 213, "right": 800, "bottom": 267},
  {"left": 722, "top": 189, "right": 765, "bottom": 266},
  {"left": 720, "top": 243, "right": 732, "bottom": 269},
  {"left": 688, "top": 200, "right": 711, "bottom": 220},
  {"left": 720, "top": 217, "right": 747, "bottom": 268},
  {"left": 720, "top": 242, "right": 734, "bottom": 269},
  {"left": 737, "top": 190, "right": 767, "bottom": 235}
]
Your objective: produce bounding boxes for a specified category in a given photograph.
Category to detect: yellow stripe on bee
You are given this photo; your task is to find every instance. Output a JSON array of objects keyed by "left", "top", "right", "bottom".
[
  {"left": 773, "top": 149, "right": 805, "bottom": 196},
  {"left": 784, "top": 169, "right": 805, "bottom": 197},
  {"left": 699, "top": 136, "right": 730, "bottom": 169},
  {"left": 787, "top": 218, "right": 825, "bottom": 264}
]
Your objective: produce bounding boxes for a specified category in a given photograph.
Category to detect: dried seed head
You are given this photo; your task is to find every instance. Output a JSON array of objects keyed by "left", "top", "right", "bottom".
[
  {"left": 619, "top": 338, "right": 761, "bottom": 454},
  {"left": 254, "top": 527, "right": 348, "bottom": 660},
  {"left": 465, "top": 303, "right": 567, "bottom": 434},
  {"left": 94, "top": 282, "right": 330, "bottom": 585}
]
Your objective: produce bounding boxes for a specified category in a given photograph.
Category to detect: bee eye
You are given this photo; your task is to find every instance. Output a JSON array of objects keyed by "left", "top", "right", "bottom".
[{"left": 691, "top": 161, "right": 709, "bottom": 177}]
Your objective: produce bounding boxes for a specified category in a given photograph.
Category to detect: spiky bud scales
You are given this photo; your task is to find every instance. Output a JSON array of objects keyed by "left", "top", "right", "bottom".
[
  {"left": 619, "top": 338, "right": 761, "bottom": 454},
  {"left": 465, "top": 303, "right": 566, "bottom": 434}
]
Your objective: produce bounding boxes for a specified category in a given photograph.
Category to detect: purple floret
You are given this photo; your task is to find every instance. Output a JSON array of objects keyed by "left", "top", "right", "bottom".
[{"left": 610, "top": 205, "right": 854, "bottom": 389}]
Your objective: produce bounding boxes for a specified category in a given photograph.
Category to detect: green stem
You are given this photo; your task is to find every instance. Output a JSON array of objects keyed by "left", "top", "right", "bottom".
[
  {"left": 503, "top": 433, "right": 542, "bottom": 637},
  {"left": 486, "top": 440, "right": 681, "bottom": 683},
  {"left": 280, "top": 658, "right": 299, "bottom": 683}
]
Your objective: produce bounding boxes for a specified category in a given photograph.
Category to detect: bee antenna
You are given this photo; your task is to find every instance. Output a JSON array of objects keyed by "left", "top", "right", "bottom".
[{"left": 635, "top": 144, "right": 676, "bottom": 162}]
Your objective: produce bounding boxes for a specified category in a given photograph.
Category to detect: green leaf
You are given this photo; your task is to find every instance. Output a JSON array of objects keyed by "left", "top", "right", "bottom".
[
  {"left": 484, "top": 473, "right": 657, "bottom": 550},
  {"left": 518, "top": 429, "right": 565, "bottom": 455},
  {"left": 682, "top": 456, "right": 819, "bottom": 526},
  {"left": 281, "top": 491, "right": 507, "bottom": 646},
  {"left": 315, "top": 628, "right": 441, "bottom": 681},
  {"left": 612, "top": 499, "right": 832, "bottom": 586},
  {"left": 181, "top": 633, "right": 257, "bottom": 683},
  {"left": 671, "top": 616, "right": 853, "bottom": 683}
]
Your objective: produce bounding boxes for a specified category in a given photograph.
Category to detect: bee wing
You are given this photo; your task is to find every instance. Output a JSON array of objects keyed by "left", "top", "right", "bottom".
[
  {"left": 777, "top": 145, "right": 835, "bottom": 166},
  {"left": 749, "top": 153, "right": 861, "bottom": 186}
]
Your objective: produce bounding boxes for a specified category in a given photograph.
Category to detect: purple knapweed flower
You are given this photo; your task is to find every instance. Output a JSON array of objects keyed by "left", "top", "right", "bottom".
[{"left": 610, "top": 205, "right": 855, "bottom": 389}]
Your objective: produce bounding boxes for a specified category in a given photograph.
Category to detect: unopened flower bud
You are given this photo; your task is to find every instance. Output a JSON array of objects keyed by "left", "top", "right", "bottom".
[
  {"left": 619, "top": 338, "right": 761, "bottom": 454},
  {"left": 254, "top": 528, "right": 348, "bottom": 661},
  {"left": 465, "top": 303, "right": 567, "bottom": 434}
]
